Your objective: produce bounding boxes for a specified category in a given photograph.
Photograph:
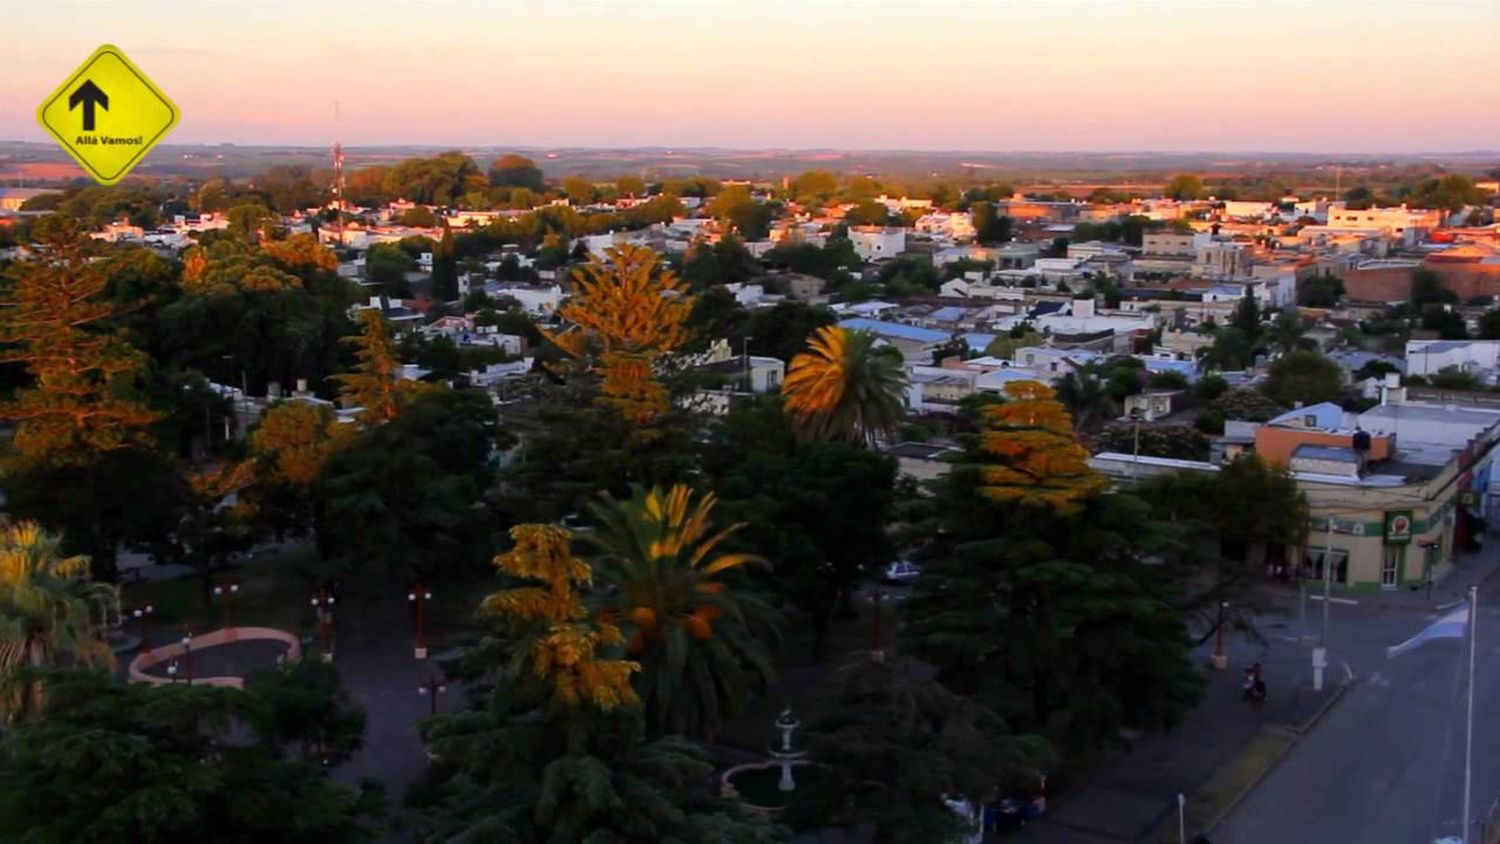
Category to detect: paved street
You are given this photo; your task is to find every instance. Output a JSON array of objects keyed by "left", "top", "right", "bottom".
[{"left": 1217, "top": 547, "right": 1500, "bottom": 844}]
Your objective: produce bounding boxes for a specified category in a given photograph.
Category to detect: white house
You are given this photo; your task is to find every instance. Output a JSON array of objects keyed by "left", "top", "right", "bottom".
[
  {"left": 848, "top": 226, "right": 906, "bottom": 261},
  {"left": 489, "top": 282, "right": 564, "bottom": 316},
  {"left": 1406, "top": 339, "right": 1500, "bottom": 385}
]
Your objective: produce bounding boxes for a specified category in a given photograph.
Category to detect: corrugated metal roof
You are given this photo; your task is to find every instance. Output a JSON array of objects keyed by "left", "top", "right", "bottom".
[{"left": 837, "top": 318, "right": 948, "bottom": 343}]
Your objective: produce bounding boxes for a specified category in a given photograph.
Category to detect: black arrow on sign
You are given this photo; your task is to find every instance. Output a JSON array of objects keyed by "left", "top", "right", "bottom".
[{"left": 68, "top": 80, "right": 109, "bottom": 131}]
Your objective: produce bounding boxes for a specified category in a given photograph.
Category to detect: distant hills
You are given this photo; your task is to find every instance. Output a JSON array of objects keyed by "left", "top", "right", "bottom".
[{"left": 2, "top": 140, "right": 1495, "bottom": 184}]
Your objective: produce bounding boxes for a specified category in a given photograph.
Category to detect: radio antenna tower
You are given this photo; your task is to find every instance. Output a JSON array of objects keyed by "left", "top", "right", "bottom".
[{"left": 332, "top": 100, "right": 345, "bottom": 247}]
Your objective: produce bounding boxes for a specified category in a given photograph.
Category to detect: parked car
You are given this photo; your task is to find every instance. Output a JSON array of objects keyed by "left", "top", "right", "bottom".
[{"left": 883, "top": 560, "right": 921, "bottom": 583}]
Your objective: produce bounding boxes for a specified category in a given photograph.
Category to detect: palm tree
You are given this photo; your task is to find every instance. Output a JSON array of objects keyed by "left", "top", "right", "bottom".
[
  {"left": 586, "top": 485, "right": 776, "bottom": 738},
  {"left": 0, "top": 521, "right": 117, "bottom": 720},
  {"left": 1268, "top": 309, "right": 1315, "bottom": 354},
  {"left": 783, "top": 326, "right": 907, "bottom": 445}
]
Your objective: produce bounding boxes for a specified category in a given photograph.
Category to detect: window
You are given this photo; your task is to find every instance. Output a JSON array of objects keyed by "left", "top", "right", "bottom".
[{"left": 1302, "top": 547, "right": 1349, "bottom": 583}]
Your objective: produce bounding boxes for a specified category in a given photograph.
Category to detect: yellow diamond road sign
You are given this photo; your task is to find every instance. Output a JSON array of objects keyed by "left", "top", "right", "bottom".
[{"left": 36, "top": 44, "right": 180, "bottom": 186}]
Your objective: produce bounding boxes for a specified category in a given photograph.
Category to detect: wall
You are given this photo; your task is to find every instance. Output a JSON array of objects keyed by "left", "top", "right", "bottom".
[{"left": 1342, "top": 265, "right": 1414, "bottom": 301}]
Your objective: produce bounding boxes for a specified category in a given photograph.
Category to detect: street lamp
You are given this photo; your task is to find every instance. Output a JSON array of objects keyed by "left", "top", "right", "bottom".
[
  {"left": 408, "top": 585, "right": 433, "bottom": 659},
  {"left": 180, "top": 627, "right": 194, "bottom": 684},
  {"left": 310, "top": 588, "right": 336, "bottom": 662},
  {"left": 213, "top": 581, "right": 239, "bottom": 630},
  {"left": 131, "top": 604, "right": 155, "bottom": 652},
  {"left": 417, "top": 676, "right": 447, "bottom": 717},
  {"left": 1129, "top": 406, "right": 1144, "bottom": 481},
  {"left": 1212, "top": 600, "right": 1229, "bottom": 670}
]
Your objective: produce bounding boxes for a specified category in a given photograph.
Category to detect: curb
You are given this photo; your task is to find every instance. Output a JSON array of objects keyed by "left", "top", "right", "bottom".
[
  {"left": 1203, "top": 678, "right": 1356, "bottom": 835},
  {"left": 1201, "top": 728, "right": 1298, "bottom": 834},
  {"left": 1287, "top": 678, "right": 1354, "bottom": 736}
]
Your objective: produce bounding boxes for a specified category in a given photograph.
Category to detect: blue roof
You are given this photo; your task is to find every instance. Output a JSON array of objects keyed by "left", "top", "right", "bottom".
[
  {"left": 928, "top": 306, "right": 969, "bottom": 322},
  {"left": 1029, "top": 301, "right": 1066, "bottom": 317},
  {"left": 837, "top": 318, "right": 948, "bottom": 343},
  {"left": 1269, "top": 401, "right": 1345, "bottom": 430},
  {"left": 961, "top": 332, "right": 996, "bottom": 351}
]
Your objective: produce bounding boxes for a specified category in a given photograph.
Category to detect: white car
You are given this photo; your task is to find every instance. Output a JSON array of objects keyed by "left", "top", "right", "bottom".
[{"left": 884, "top": 560, "right": 922, "bottom": 583}]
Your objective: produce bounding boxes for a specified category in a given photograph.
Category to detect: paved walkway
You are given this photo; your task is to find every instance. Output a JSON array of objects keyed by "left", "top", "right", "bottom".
[{"left": 327, "top": 587, "right": 463, "bottom": 802}]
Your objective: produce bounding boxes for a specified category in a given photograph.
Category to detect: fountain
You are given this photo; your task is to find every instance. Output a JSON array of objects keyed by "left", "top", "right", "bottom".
[
  {"left": 721, "top": 707, "right": 825, "bottom": 813},
  {"left": 770, "top": 708, "right": 808, "bottom": 791}
]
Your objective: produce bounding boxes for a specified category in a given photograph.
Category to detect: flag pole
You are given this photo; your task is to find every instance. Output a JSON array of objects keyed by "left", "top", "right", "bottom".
[{"left": 1464, "top": 583, "right": 1477, "bottom": 844}]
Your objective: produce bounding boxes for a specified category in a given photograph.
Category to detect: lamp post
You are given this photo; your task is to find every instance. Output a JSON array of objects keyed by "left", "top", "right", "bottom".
[
  {"left": 417, "top": 676, "right": 447, "bottom": 717},
  {"left": 310, "top": 588, "right": 336, "bottom": 661},
  {"left": 1212, "top": 600, "right": 1229, "bottom": 670},
  {"left": 1129, "top": 406, "right": 1144, "bottom": 481},
  {"left": 408, "top": 584, "right": 433, "bottom": 659},
  {"left": 742, "top": 335, "right": 753, "bottom": 385},
  {"left": 213, "top": 581, "right": 239, "bottom": 630},
  {"left": 180, "top": 627, "right": 194, "bottom": 684},
  {"left": 131, "top": 604, "right": 155, "bottom": 652}
]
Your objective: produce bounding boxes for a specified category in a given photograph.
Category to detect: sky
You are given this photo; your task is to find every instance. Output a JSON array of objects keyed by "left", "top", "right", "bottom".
[{"left": 4, "top": 0, "right": 1498, "bottom": 153}]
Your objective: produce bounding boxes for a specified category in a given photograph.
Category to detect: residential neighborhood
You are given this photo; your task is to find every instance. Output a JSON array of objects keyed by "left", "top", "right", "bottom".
[{"left": 2, "top": 2, "right": 1500, "bottom": 843}]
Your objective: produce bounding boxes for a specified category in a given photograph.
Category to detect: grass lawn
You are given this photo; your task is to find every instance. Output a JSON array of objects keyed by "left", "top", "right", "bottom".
[
  {"left": 1160, "top": 728, "right": 1294, "bottom": 842},
  {"left": 120, "top": 549, "right": 324, "bottom": 637}
]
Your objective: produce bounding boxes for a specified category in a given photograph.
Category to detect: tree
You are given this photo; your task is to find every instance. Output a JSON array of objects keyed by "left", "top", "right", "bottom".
[
  {"left": 334, "top": 310, "right": 424, "bottom": 425},
  {"left": 791, "top": 170, "right": 838, "bottom": 201},
  {"left": 1429, "top": 365, "right": 1481, "bottom": 391},
  {"left": 0, "top": 216, "right": 160, "bottom": 465},
  {"left": 1214, "top": 387, "right": 1283, "bottom": 422},
  {"left": 430, "top": 222, "right": 459, "bottom": 302},
  {"left": 1267, "top": 310, "right": 1314, "bottom": 353},
  {"left": 615, "top": 174, "right": 646, "bottom": 197},
  {"left": 0, "top": 522, "right": 116, "bottom": 721},
  {"left": 1164, "top": 173, "right": 1205, "bottom": 200},
  {"left": 1298, "top": 273, "right": 1345, "bottom": 308},
  {"left": 417, "top": 524, "right": 777, "bottom": 843},
  {"left": 1095, "top": 422, "right": 1210, "bottom": 461},
  {"left": 1230, "top": 287, "right": 1262, "bottom": 342},
  {"left": 1054, "top": 370, "right": 1113, "bottom": 432},
  {"left": 706, "top": 406, "right": 896, "bottom": 662},
  {"left": 320, "top": 389, "right": 498, "bottom": 580},
  {"left": 1207, "top": 455, "right": 1308, "bottom": 569},
  {"left": 546, "top": 245, "right": 695, "bottom": 429},
  {"left": 1197, "top": 326, "right": 1256, "bottom": 372},
  {"left": 783, "top": 326, "right": 907, "bottom": 445},
  {"left": 0, "top": 670, "right": 380, "bottom": 842},
  {"left": 844, "top": 200, "right": 890, "bottom": 227},
  {"left": 246, "top": 401, "right": 350, "bottom": 555},
  {"left": 1411, "top": 268, "right": 1457, "bottom": 307},
  {"left": 973, "top": 380, "right": 1105, "bottom": 514},
  {"left": 1261, "top": 350, "right": 1344, "bottom": 408},
  {"left": 970, "top": 201, "right": 1013, "bottom": 245},
  {"left": 245, "top": 657, "right": 366, "bottom": 767},
  {"left": 797, "top": 654, "right": 1050, "bottom": 843},
  {"left": 1478, "top": 310, "right": 1500, "bottom": 340},
  {"left": 562, "top": 175, "right": 597, "bottom": 205},
  {"left": 899, "top": 476, "right": 1203, "bottom": 758},
  {"left": 1421, "top": 305, "right": 1469, "bottom": 340},
  {"left": 586, "top": 485, "right": 775, "bottom": 739},
  {"left": 488, "top": 154, "right": 546, "bottom": 192}
]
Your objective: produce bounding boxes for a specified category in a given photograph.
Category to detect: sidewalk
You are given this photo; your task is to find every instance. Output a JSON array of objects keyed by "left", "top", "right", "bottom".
[{"left": 1020, "top": 630, "right": 1330, "bottom": 843}]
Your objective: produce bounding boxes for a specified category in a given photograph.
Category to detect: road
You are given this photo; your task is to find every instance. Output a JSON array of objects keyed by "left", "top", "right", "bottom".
[{"left": 1217, "top": 556, "right": 1500, "bottom": 844}]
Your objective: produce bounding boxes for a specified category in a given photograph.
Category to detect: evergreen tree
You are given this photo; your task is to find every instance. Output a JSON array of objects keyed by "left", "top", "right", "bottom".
[
  {"left": 416, "top": 524, "right": 781, "bottom": 843},
  {"left": 1230, "top": 287, "right": 1262, "bottom": 344},
  {"left": 0, "top": 216, "right": 159, "bottom": 465},
  {"left": 431, "top": 222, "right": 459, "bottom": 302},
  {"left": 334, "top": 310, "right": 425, "bottom": 425},
  {"left": 973, "top": 380, "right": 1104, "bottom": 514}
]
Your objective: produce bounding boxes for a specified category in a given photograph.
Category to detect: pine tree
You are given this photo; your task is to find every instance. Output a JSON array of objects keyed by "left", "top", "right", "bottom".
[
  {"left": 974, "top": 380, "right": 1105, "bottom": 514},
  {"left": 1230, "top": 286, "right": 1262, "bottom": 343},
  {"left": 430, "top": 222, "right": 458, "bottom": 302},
  {"left": 544, "top": 244, "right": 694, "bottom": 427},
  {"left": 0, "top": 217, "right": 159, "bottom": 464},
  {"left": 333, "top": 309, "right": 423, "bottom": 425}
]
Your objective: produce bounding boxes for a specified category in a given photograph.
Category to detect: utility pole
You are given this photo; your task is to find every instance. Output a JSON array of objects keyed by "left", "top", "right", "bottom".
[
  {"left": 418, "top": 676, "right": 446, "bottom": 717},
  {"left": 1463, "top": 584, "right": 1478, "bottom": 844},
  {"left": 409, "top": 584, "right": 433, "bottom": 659}
]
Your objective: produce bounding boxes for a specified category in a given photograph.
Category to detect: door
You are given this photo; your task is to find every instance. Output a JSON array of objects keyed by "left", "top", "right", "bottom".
[{"left": 1380, "top": 546, "right": 1400, "bottom": 590}]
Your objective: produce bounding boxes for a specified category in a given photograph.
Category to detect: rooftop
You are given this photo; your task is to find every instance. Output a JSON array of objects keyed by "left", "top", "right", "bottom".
[{"left": 837, "top": 318, "right": 948, "bottom": 343}]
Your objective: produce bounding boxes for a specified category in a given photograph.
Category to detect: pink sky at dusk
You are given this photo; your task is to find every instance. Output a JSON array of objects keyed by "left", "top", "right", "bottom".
[{"left": 3, "top": 0, "right": 1497, "bottom": 152}]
